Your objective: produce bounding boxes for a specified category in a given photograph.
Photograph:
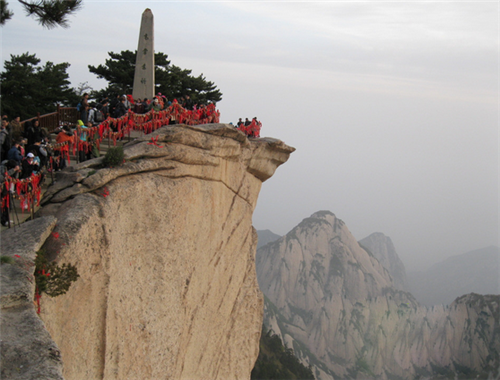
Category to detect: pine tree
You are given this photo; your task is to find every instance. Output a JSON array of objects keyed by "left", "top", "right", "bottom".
[
  {"left": 0, "top": 52, "right": 79, "bottom": 120},
  {"left": 89, "top": 50, "right": 223, "bottom": 105}
]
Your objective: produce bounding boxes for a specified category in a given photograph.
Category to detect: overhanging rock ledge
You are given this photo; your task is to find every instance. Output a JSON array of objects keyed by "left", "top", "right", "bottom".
[{"left": 9, "top": 123, "right": 294, "bottom": 380}]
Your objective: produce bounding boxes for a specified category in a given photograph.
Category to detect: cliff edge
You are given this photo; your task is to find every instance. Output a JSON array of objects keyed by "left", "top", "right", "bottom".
[{"left": 2, "top": 123, "right": 294, "bottom": 380}]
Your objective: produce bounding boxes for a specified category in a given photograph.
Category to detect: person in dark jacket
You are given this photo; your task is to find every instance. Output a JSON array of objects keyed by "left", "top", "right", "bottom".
[
  {"left": 25, "top": 119, "right": 47, "bottom": 146},
  {"left": 100, "top": 100, "right": 110, "bottom": 119},
  {"left": 183, "top": 94, "right": 194, "bottom": 110},
  {"left": 7, "top": 138, "right": 23, "bottom": 165},
  {"left": 114, "top": 97, "right": 128, "bottom": 118},
  {"left": 109, "top": 94, "right": 121, "bottom": 118},
  {"left": 80, "top": 93, "right": 90, "bottom": 124}
]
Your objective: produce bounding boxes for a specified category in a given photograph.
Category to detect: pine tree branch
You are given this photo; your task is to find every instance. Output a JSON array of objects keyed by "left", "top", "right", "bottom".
[
  {"left": 0, "top": 0, "right": 14, "bottom": 25},
  {"left": 18, "top": 0, "right": 83, "bottom": 28}
]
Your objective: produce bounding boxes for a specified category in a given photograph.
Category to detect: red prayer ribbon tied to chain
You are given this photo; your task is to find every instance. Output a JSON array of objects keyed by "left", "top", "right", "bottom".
[
  {"left": 43, "top": 103, "right": 221, "bottom": 170},
  {"left": 84, "top": 102, "right": 221, "bottom": 150},
  {"left": 1, "top": 104, "right": 225, "bottom": 213},
  {"left": 1, "top": 173, "right": 43, "bottom": 213},
  {"left": 51, "top": 141, "right": 71, "bottom": 165}
]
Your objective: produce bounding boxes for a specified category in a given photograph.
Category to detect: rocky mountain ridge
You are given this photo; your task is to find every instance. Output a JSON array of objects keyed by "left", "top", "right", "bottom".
[
  {"left": 256, "top": 211, "right": 500, "bottom": 379},
  {"left": 408, "top": 245, "right": 500, "bottom": 306}
]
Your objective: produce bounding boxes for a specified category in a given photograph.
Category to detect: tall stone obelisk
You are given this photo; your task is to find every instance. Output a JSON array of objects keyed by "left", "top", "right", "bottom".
[{"left": 132, "top": 9, "right": 155, "bottom": 100}]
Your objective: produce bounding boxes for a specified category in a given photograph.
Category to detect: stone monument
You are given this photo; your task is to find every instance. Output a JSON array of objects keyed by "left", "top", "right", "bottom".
[{"left": 132, "top": 9, "right": 155, "bottom": 100}]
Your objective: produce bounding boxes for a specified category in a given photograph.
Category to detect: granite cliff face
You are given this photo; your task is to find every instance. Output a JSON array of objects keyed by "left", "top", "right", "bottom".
[
  {"left": 4, "top": 124, "right": 294, "bottom": 380},
  {"left": 1, "top": 217, "right": 64, "bottom": 380},
  {"left": 256, "top": 211, "right": 500, "bottom": 379}
]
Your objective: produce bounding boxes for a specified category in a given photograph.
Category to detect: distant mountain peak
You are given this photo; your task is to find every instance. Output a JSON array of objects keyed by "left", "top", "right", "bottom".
[
  {"left": 364, "top": 231, "right": 388, "bottom": 239},
  {"left": 310, "top": 210, "right": 335, "bottom": 219},
  {"left": 287, "top": 211, "right": 347, "bottom": 239},
  {"left": 256, "top": 229, "right": 282, "bottom": 249},
  {"left": 359, "top": 232, "right": 409, "bottom": 292},
  {"left": 257, "top": 214, "right": 500, "bottom": 379}
]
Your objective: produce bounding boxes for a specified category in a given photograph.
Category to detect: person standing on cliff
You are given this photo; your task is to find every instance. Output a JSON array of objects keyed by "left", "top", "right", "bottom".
[
  {"left": 183, "top": 94, "right": 194, "bottom": 110},
  {"left": 0, "top": 119, "right": 10, "bottom": 161},
  {"left": 7, "top": 138, "right": 23, "bottom": 165},
  {"left": 10, "top": 117, "right": 23, "bottom": 141},
  {"left": 80, "top": 93, "right": 90, "bottom": 124}
]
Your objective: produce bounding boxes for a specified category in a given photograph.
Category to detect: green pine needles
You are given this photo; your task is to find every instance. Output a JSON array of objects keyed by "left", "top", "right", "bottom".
[{"left": 35, "top": 249, "right": 79, "bottom": 298}]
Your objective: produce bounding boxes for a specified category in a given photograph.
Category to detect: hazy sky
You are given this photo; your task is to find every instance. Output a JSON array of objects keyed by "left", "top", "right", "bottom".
[{"left": 1, "top": 1, "right": 498, "bottom": 271}]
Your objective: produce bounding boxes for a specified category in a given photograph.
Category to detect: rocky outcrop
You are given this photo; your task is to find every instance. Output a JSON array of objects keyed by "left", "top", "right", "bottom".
[
  {"left": 358, "top": 232, "right": 409, "bottom": 291},
  {"left": 7, "top": 123, "right": 294, "bottom": 380},
  {"left": 256, "top": 211, "right": 500, "bottom": 379},
  {"left": 408, "top": 246, "right": 500, "bottom": 306},
  {"left": 1, "top": 216, "right": 64, "bottom": 380}
]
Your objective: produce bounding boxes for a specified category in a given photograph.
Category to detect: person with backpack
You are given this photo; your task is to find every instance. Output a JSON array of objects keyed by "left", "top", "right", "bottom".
[{"left": 88, "top": 103, "right": 104, "bottom": 126}]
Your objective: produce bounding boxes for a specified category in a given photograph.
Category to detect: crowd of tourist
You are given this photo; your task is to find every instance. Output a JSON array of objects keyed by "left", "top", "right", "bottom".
[
  {"left": 77, "top": 92, "right": 199, "bottom": 126},
  {"left": 235, "top": 117, "right": 262, "bottom": 138},
  {"left": 1, "top": 114, "right": 54, "bottom": 225}
]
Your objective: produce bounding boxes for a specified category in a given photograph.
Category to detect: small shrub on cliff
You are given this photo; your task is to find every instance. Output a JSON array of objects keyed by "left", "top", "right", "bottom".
[
  {"left": 103, "top": 146, "right": 125, "bottom": 168},
  {"left": 1, "top": 255, "right": 15, "bottom": 264},
  {"left": 35, "top": 249, "right": 79, "bottom": 298}
]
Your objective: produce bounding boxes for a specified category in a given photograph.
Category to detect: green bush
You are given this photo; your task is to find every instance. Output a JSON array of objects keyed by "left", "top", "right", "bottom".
[
  {"left": 103, "top": 146, "right": 125, "bottom": 168},
  {"left": 1, "top": 256, "right": 15, "bottom": 264},
  {"left": 35, "top": 249, "right": 79, "bottom": 298}
]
